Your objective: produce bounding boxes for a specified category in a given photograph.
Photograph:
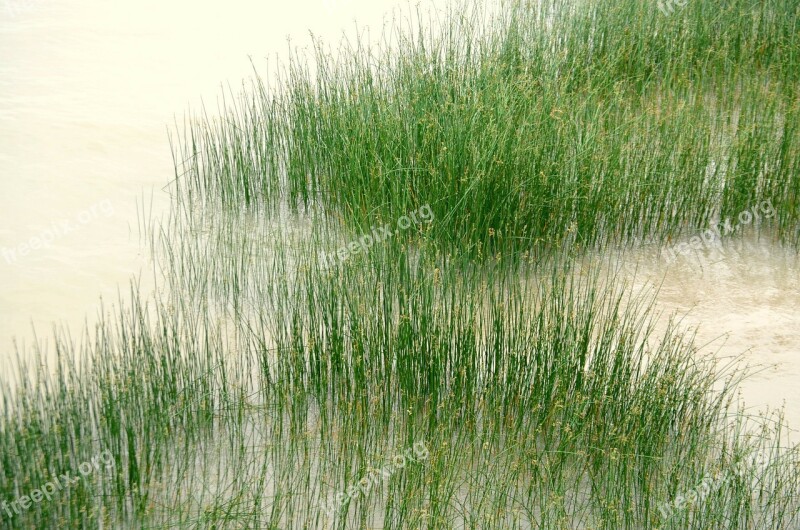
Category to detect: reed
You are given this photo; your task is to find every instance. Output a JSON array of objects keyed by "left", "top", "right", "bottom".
[
  {"left": 178, "top": 0, "right": 800, "bottom": 256},
  {"left": 1, "top": 0, "right": 799, "bottom": 528}
]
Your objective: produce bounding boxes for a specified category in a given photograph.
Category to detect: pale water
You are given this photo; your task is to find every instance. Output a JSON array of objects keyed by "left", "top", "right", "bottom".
[
  {"left": 0, "top": 0, "right": 453, "bottom": 361},
  {"left": 0, "top": 1, "right": 798, "bottom": 435}
]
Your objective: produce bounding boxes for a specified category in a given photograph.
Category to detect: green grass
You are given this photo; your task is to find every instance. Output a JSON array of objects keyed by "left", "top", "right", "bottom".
[
  {"left": 179, "top": 0, "right": 800, "bottom": 257},
  {"left": 2, "top": 239, "right": 799, "bottom": 528},
  {"left": 1, "top": 0, "right": 800, "bottom": 528}
]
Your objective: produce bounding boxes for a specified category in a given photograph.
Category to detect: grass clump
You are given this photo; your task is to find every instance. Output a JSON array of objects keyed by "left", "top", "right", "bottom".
[
  {"left": 1, "top": 0, "right": 800, "bottom": 528},
  {"left": 180, "top": 0, "right": 800, "bottom": 257}
]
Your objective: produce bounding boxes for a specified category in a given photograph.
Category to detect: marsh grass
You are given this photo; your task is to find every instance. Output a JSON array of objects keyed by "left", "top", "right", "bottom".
[
  {"left": 2, "top": 0, "right": 800, "bottom": 528},
  {"left": 5, "top": 214, "right": 800, "bottom": 528},
  {"left": 179, "top": 0, "right": 800, "bottom": 257}
]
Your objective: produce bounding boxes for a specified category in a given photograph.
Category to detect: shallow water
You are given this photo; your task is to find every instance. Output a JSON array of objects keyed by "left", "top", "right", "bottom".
[
  {"left": 0, "top": 0, "right": 456, "bottom": 369},
  {"left": 582, "top": 234, "right": 800, "bottom": 432},
  {"left": 1, "top": 0, "right": 798, "bottom": 435}
]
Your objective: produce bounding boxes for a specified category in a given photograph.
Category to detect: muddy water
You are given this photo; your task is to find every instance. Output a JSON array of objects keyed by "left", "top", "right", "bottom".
[
  {"left": 582, "top": 234, "right": 800, "bottom": 431},
  {"left": 1, "top": 1, "right": 798, "bottom": 432},
  {"left": 0, "top": 0, "right": 455, "bottom": 370}
]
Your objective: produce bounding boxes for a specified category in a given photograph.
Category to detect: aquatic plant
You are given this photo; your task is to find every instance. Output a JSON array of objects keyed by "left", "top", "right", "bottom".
[{"left": 1, "top": 0, "right": 799, "bottom": 528}]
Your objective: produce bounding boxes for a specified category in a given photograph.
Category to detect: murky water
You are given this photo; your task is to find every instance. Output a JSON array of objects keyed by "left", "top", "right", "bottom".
[
  {"left": 1, "top": 0, "right": 798, "bottom": 436},
  {"left": 582, "top": 234, "right": 800, "bottom": 431},
  {"left": 0, "top": 0, "right": 453, "bottom": 366}
]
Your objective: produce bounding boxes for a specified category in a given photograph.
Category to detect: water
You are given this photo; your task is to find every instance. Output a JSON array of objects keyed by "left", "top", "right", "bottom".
[
  {"left": 0, "top": 0, "right": 454, "bottom": 364},
  {"left": 583, "top": 235, "right": 800, "bottom": 431},
  {"left": 1, "top": 0, "right": 798, "bottom": 435}
]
